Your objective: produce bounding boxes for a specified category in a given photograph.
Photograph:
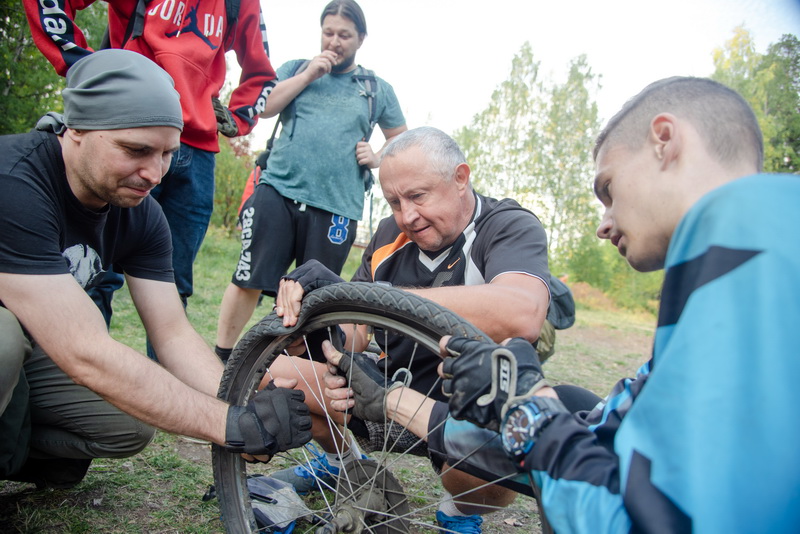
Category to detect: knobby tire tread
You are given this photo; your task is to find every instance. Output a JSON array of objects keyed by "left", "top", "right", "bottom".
[{"left": 212, "top": 282, "right": 490, "bottom": 533}]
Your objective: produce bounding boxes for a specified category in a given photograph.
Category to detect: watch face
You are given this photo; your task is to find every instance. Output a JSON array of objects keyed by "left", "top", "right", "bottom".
[{"left": 501, "top": 405, "right": 536, "bottom": 457}]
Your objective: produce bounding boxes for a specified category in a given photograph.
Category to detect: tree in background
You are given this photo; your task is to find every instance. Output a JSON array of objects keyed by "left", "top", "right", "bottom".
[
  {"left": 1, "top": 3, "right": 63, "bottom": 135},
  {"left": 534, "top": 56, "right": 602, "bottom": 269},
  {"left": 761, "top": 34, "right": 800, "bottom": 173},
  {"left": 453, "top": 30, "right": 798, "bottom": 311},
  {"left": 712, "top": 27, "right": 800, "bottom": 173},
  {"left": 455, "top": 43, "right": 543, "bottom": 202},
  {"left": 455, "top": 45, "right": 601, "bottom": 259},
  {"left": 454, "top": 44, "right": 646, "bottom": 302},
  {"left": 1, "top": 3, "right": 107, "bottom": 135}
]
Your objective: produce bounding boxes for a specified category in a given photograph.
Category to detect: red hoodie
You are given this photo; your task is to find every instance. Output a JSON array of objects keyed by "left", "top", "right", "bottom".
[{"left": 25, "top": 0, "right": 276, "bottom": 152}]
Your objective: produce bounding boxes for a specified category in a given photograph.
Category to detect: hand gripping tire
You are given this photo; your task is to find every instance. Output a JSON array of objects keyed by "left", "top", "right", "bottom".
[{"left": 212, "top": 282, "right": 543, "bottom": 533}]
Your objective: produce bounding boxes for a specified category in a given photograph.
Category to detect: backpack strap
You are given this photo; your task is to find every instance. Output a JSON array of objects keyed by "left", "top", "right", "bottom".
[
  {"left": 225, "top": 0, "right": 240, "bottom": 28},
  {"left": 352, "top": 65, "right": 379, "bottom": 237},
  {"left": 222, "top": 0, "right": 242, "bottom": 48},
  {"left": 107, "top": 0, "right": 152, "bottom": 49},
  {"left": 352, "top": 66, "right": 378, "bottom": 142},
  {"left": 269, "top": 59, "right": 311, "bottom": 147}
]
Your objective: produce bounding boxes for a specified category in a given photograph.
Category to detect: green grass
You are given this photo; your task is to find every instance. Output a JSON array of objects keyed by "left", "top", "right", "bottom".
[
  {"left": 0, "top": 228, "right": 368, "bottom": 534},
  {"left": 0, "top": 227, "right": 655, "bottom": 532},
  {"left": 544, "top": 306, "right": 654, "bottom": 395},
  {"left": 0, "top": 432, "right": 222, "bottom": 533}
]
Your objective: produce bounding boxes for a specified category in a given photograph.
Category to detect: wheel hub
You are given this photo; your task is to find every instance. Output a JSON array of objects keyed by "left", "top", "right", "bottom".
[{"left": 316, "top": 459, "right": 410, "bottom": 534}]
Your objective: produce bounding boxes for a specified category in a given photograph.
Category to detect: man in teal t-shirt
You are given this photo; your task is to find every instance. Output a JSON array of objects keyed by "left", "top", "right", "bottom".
[
  {"left": 215, "top": 0, "right": 406, "bottom": 360},
  {"left": 265, "top": 58, "right": 404, "bottom": 222}
]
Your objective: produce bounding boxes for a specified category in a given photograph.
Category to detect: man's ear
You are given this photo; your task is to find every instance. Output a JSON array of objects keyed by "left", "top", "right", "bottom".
[
  {"left": 64, "top": 128, "right": 84, "bottom": 145},
  {"left": 454, "top": 163, "right": 471, "bottom": 191},
  {"left": 650, "top": 113, "right": 680, "bottom": 169}
]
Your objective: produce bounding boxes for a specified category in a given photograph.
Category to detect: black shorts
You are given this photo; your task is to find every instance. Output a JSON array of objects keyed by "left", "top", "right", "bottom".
[{"left": 231, "top": 184, "right": 358, "bottom": 296}]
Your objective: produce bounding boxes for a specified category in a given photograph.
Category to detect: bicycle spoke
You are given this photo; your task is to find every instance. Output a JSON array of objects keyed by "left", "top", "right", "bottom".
[{"left": 212, "top": 282, "right": 531, "bottom": 534}]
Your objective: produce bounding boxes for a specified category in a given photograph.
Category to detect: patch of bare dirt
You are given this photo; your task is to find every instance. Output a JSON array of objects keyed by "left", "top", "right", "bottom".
[
  {"left": 565, "top": 317, "right": 653, "bottom": 357},
  {"left": 173, "top": 437, "right": 213, "bottom": 465},
  {"left": 570, "top": 281, "right": 620, "bottom": 311}
]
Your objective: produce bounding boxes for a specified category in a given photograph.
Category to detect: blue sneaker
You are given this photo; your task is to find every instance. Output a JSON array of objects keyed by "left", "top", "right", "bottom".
[
  {"left": 271, "top": 447, "right": 338, "bottom": 495},
  {"left": 272, "top": 446, "right": 367, "bottom": 495},
  {"left": 435, "top": 510, "right": 483, "bottom": 533}
]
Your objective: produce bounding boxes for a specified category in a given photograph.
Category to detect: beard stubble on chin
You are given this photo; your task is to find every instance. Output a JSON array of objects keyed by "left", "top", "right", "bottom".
[{"left": 331, "top": 55, "right": 356, "bottom": 73}]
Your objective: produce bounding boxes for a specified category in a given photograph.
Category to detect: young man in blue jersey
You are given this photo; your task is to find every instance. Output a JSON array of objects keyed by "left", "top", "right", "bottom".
[{"left": 326, "top": 76, "right": 800, "bottom": 532}]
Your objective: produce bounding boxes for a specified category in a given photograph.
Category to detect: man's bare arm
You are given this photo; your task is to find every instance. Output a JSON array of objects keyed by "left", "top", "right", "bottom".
[
  {"left": 321, "top": 341, "right": 434, "bottom": 439},
  {"left": 405, "top": 272, "right": 549, "bottom": 342},
  {"left": 127, "top": 275, "right": 224, "bottom": 395},
  {"left": 356, "top": 124, "right": 408, "bottom": 169},
  {"left": 0, "top": 272, "right": 228, "bottom": 445},
  {"left": 260, "top": 52, "right": 339, "bottom": 118}
]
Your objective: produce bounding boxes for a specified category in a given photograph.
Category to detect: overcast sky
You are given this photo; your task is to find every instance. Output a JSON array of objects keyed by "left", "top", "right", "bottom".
[{"left": 248, "top": 0, "right": 800, "bottom": 148}]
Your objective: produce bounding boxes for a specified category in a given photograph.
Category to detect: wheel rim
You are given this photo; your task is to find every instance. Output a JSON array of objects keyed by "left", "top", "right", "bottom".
[{"left": 213, "top": 283, "right": 534, "bottom": 533}]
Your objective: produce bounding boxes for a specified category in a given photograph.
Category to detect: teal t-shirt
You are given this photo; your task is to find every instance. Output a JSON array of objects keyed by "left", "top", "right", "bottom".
[{"left": 261, "top": 59, "right": 405, "bottom": 221}]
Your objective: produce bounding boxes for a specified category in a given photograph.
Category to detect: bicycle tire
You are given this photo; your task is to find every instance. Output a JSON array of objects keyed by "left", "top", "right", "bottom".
[{"left": 212, "top": 282, "right": 522, "bottom": 533}]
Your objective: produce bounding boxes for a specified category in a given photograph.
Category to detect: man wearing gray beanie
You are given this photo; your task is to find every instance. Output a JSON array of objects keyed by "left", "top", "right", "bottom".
[
  {"left": 25, "top": 0, "right": 278, "bottom": 352},
  {"left": 0, "top": 50, "right": 311, "bottom": 489}
]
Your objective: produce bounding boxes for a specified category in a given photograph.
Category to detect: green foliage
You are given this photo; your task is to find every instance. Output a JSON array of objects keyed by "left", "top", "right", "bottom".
[
  {"left": 609, "top": 269, "right": 662, "bottom": 314},
  {"left": 0, "top": 3, "right": 63, "bottom": 134},
  {"left": 761, "top": 34, "right": 800, "bottom": 173},
  {"left": 1, "top": 229, "right": 652, "bottom": 533},
  {"left": 0, "top": 2, "right": 107, "bottom": 135},
  {"left": 534, "top": 56, "right": 602, "bottom": 261},
  {"left": 74, "top": 2, "right": 109, "bottom": 50},
  {"left": 455, "top": 44, "right": 602, "bottom": 260},
  {"left": 452, "top": 44, "right": 666, "bottom": 308},
  {"left": 561, "top": 227, "right": 662, "bottom": 313},
  {"left": 559, "top": 227, "right": 614, "bottom": 288},
  {"left": 211, "top": 139, "right": 252, "bottom": 234},
  {"left": 454, "top": 43, "right": 543, "bottom": 201},
  {"left": 712, "top": 27, "right": 800, "bottom": 173}
]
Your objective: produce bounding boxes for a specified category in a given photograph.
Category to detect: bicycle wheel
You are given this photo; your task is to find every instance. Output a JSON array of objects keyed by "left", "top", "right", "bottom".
[{"left": 212, "top": 282, "right": 540, "bottom": 533}]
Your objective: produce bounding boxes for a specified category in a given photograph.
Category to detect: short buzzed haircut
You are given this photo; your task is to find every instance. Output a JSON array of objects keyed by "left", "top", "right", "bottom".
[
  {"left": 594, "top": 77, "right": 763, "bottom": 172},
  {"left": 382, "top": 126, "right": 467, "bottom": 180}
]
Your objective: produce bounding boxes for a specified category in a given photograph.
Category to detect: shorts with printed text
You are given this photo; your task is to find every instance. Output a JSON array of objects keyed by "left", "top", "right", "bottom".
[{"left": 231, "top": 184, "right": 358, "bottom": 296}]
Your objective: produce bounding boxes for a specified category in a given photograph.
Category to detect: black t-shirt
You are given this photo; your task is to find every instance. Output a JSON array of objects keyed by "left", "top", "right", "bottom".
[
  {"left": 353, "top": 192, "right": 550, "bottom": 399},
  {"left": 0, "top": 130, "right": 173, "bottom": 291}
]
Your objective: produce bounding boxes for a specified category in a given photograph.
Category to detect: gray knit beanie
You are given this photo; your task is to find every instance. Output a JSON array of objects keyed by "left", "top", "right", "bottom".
[{"left": 62, "top": 49, "right": 183, "bottom": 131}]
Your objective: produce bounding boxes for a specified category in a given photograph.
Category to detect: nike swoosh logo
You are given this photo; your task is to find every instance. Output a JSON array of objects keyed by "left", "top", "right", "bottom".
[{"left": 448, "top": 257, "right": 461, "bottom": 269}]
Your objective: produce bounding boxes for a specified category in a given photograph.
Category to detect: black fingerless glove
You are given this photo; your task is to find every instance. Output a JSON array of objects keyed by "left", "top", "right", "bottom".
[
  {"left": 336, "top": 350, "right": 402, "bottom": 422},
  {"left": 212, "top": 97, "right": 238, "bottom": 138},
  {"left": 225, "top": 382, "right": 312, "bottom": 457},
  {"left": 282, "top": 259, "right": 344, "bottom": 294},
  {"left": 441, "top": 337, "right": 547, "bottom": 432}
]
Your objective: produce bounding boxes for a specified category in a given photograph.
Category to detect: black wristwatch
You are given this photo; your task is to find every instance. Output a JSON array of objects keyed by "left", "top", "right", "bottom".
[{"left": 501, "top": 396, "right": 568, "bottom": 462}]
